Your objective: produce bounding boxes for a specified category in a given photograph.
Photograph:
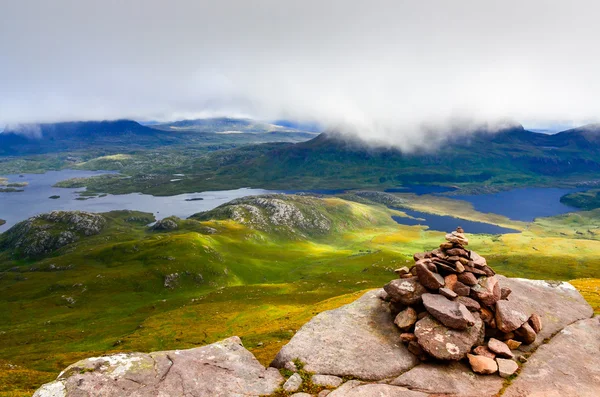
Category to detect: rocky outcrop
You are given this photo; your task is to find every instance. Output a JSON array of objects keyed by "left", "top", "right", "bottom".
[
  {"left": 0, "top": 211, "right": 106, "bottom": 257},
  {"left": 191, "top": 195, "right": 334, "bottom": 236},
  {"left": 271, "top": 289, "right": 419, "bottom": 380},
  {"left": 503, "top": 316, "right": 600, "bottom": 397},
  {"left": 151, "top": 217, "right": 179, "bottom": 231},
  {"left": 33, "top": 336, "right": 282, "bottom": 397}
]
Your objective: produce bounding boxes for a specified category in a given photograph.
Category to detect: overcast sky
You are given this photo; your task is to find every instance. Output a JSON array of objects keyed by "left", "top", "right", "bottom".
[{"left": 1, "top": 1, "right": 599, "bottom": 147}]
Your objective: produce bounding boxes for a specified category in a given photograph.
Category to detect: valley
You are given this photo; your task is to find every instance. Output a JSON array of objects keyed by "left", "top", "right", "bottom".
[
  {"left": 1, "top": 119, "right": 600, "bottom": 396},
  {"left": 1, "top": 191, "right": 599, "bottom": 396}
]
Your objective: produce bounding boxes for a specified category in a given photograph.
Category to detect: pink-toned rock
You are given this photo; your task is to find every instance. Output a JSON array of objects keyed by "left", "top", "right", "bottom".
[
  {"left": 467, "top": 353, "right": 498, "bottom": 375},
  {"left": 453, "top": 281, "right": 470, "bottom": 296},
  {"left": 439, "top": 287, "right": 458, "bottom": 299},
  {"left": 528, "top": 313, "right": 543, "bottom": 333},
  {"left": 414, "top": 315, "right": 484, "bottom": 360},
  {"left": 469, "top": 250, "right": 487, "bottom": 268},
  {"left": 514, "top": 322, "right": 537, "bottom": 345},
  {"left": 470, "top": 276, "right": 501, "bottom": 306},
  {"left": 444, "top": 274, "right": 457, "bottom": 290},
  {"left": 456, "top": 296, "right": 480, "bottom": 312},
  {"left": 488, "top": 338, "right": 514, "bottom": 358},
  {"left": 416, "top": 263, "right": 445, "bottom": 290},
  {"left": 458, "top": 272, "right": 478, "bottom": 286},
  {"left": 495, "top": 300, "right": 529, "bottom": 333},
  {"left": 422, "top": 293, "right": 476, "bottom": 330},
  {"left": 473, "top": 345, "right": 496, "bottom": 359}
]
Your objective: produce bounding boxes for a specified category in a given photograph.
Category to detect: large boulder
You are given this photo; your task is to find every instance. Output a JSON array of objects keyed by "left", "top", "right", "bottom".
[
  {"left": 422, "top": 293, "right": 476, "bottom": 330},
  {"left": 33, "top": 337, "right": 282, "bottom": 397},
  {"left": 503, "top": 317, "right": 600, "bottom": 397},
  {"left": 498, "top": 277, "right": 593, "bottom": 351},
  {"left": 414, "top": 315, "right": 484, "bottom": 360},
  {"left": 271, "top": 289, "right": 419, "bottom": 380},
  {"left": 391, "top": 362, "right": 504, "bottom": 396}
]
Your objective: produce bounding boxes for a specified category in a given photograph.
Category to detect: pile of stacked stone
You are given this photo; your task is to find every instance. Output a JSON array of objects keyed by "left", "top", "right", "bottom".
[{"left": 383, "top": 227, "right": 543, "bottom": 378}]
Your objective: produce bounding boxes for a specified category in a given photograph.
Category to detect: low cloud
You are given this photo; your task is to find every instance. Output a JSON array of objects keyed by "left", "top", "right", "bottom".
[
  {"left": 3, "top": 124, "right": 42, "bottom": 139},
  {"left": 1, "top": 1, "right": 599, "bottom": 150}
]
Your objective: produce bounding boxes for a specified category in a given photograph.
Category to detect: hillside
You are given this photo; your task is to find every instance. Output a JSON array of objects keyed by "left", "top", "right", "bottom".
[
  {"left": 46, "top": 123, "right": 600, "bottom": 197},
  {"left": 1, "top": 195, "right": 600, "bottom": 395},
  {"left": 190, "top": 194, "right": 396, "bottom": 237}
]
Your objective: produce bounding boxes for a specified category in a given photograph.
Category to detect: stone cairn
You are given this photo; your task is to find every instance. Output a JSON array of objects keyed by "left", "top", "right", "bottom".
[{"left": 383, "top": 227, "right": 543, "bottom": 377}]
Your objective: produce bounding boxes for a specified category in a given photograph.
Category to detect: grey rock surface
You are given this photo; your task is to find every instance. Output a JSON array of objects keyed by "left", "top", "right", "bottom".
[
  {"left": 392, "top": 361, "right": 504, "bottom": 396},
  {"left": 503, "top": 317, "right": 600, "bottom": 397},
  {"left": 498, "top": 276, "right": 593, "bottom": 351},
  {"left": 311, "top": 374, "right": 343, "bottom": 388},
  {"left": 272, "top": 289, "right": 419, "bottom": 380},
  {"left": 328, "top": 380, "right": 428, "bottom": 397},
  {"left": 33, "top": 336, "right": 282, "bottom": 397},
  {"left": 283, "top": 372, "right": 303, "bottom": 392}
]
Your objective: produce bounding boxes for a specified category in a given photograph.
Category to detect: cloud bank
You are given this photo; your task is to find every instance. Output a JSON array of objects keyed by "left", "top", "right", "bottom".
[{"left": 1, "top": 0, "right": 600, "bottom": 148}]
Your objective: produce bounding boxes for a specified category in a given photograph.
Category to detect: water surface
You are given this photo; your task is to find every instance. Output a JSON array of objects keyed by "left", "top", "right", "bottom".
[
  {"left": 452, "top": 187, "right": 581, "bottom": 222},
  {"left": 393, "top": 208, "right": 520, "bottom": 234},
  {"left": 0, "top": 170, "right": 274, "bottom": 232}
]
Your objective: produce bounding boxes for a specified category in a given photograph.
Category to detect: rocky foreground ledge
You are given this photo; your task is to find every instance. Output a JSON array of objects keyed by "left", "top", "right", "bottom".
[{"left": 34, "top": 275, "right": 597, "bottom": 397}]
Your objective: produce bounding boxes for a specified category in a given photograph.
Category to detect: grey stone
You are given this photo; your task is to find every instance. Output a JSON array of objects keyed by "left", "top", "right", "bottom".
[
  {"left": 496, "top": 358, "right": 518, "bottom": 378},
  {"left": 284, "top": 373, "right": 303, "bottom": 392},
  {"left": 503, "top": 317, "right": 600, "bottom": 397},
  {"left": 384, "top": 277, "right": 427, "bottom": 306},
  {"left": 311, "top": 374, "right": 343, "bottom": 388},
  {"left": 422, "top": 293, "right": 475, "bottom": 330},
  {"left": 33, "top": 336, "right": 282, "bottom": 397},
  {"left": 414, "top": 314, "right": 484, "bottom": 360},
  {"left": 394, "top": 307, "right": 417, "bottom": 331},
  {"left": 318, "top": 390, "right": 331, "bottom": 397},
  {"left": 291, "top": 393, "right": 313, "bottom": 397},
  {"left": 271, "top": 289, "right": 419, "bottom": 380},
  {"left": 328, "top": 380, "right": 428, "bottom": 397},
  {"left": 392, "top": 361, "right": 503, "bottom": 397}
]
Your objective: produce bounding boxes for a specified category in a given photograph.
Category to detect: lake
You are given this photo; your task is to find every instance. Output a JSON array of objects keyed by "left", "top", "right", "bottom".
[
  {"left": 0, "top": 170, "right": 274, "bottom": 232},
  {"left": 0, "top": 171, "right": 583, "bottom": 234},
  {"left": 392, "top": 208, "right": 520, "bottom": 234},
  {"left": 452, "top": 187, "right": 581, "bottom": 222}
]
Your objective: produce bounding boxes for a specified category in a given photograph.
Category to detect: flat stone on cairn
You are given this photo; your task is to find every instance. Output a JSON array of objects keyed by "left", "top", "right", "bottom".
[{"left": 384, "top": 227, "right": 545, "bottom": 377}]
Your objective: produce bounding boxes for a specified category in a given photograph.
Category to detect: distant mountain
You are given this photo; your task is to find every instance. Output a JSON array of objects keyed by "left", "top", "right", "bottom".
[
  {"left": 549, "top": 124, "right": 600, "bottom": 147},
  {"left": 0, "top": 120, "right": 173, "bottom": 155},
  {"left": 191, "top": 124, "right": 600, "bottom": 190},
  {"left": 0, "top": 118, "right": 318, "bottom": 156}
]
